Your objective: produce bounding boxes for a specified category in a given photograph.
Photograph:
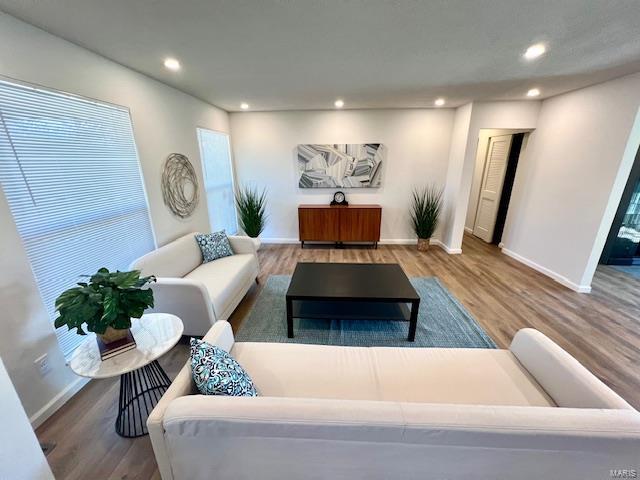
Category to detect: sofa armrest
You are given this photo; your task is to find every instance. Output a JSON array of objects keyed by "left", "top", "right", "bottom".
[
  {"left": 147, "top": 278, "right": 217, "bottom": 337},
  {"left": 148, "top": 361, "right": 195, "bottom": 480},
  {"left": 202, "top": 320, "right": 235, "bottom": 352},
  {"left": 510, "top": 328, "right": 633, "bottom": 410},
  {"left": 147, "top": 321, "right": 234, "bottom": 480},
  {"left": 228, "top": 235, "right": 258, "bottom": 256},
  {"left": 129, "top": 232, "right": 202, "bottom": 278}
]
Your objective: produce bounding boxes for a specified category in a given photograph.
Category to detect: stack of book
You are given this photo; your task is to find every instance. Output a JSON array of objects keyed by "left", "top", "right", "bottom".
[{"left": 97, "top": 331, "right": 137, "bottom": 360}]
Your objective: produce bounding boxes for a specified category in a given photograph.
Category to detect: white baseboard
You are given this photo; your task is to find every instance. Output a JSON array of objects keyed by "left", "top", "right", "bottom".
[
  {"left": 262, "top": 238, "right": 417, "bottom": 245},
  {"left": 464, "top": 227, "right": 473, "bottom": 234},
  {"left": 260, "top": 237, "right": 461, "bottom": 254},
  {"left": 30, "top": 376, "right": 90, "bottom": 429},
  {"left": 260, "top": 237, "right": 299, "bottom": 244},
  {"left": 380, "top": 238, "right": 414, "bottom": 245},
  {"left": 430, "top": 239, "right": 462, "bottom": 254},
  {"left": 501, "top": 247, "right": 591, "bottom": 293}
]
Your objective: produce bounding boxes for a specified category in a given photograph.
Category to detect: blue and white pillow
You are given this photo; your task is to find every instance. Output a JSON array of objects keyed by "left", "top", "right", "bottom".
[
  {"left": 195, "top": 231, "right": 234, "bottom": 263},
  {"left": 190, "top": 338, "right": 257, "bottom": 397}
]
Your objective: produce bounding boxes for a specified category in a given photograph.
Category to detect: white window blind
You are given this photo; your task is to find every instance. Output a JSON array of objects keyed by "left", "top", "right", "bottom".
[
  {"left": 0, "top": 79, "right": 155, "bottom": 357},
  {"left": 197, "top": 128, "right": 237, "bottom": 233}
]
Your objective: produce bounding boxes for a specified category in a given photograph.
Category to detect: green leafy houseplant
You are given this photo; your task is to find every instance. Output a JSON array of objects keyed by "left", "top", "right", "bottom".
[
  {"left": 410, "top": 185, "right": 443, "bottom": 252},
  {"left": 54, "top": 268, "right": 156, "bottom": 343},
  {"left": 235, "top": 185, "right": 268, "bottom": 238}
]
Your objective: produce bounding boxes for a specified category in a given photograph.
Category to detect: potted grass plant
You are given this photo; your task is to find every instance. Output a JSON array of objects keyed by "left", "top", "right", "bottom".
[
  {"left": 410, "top": 185, "right": 443, "bottom": 252},
  {"left": 54, "top": 268, "right": 156, "bottom": 345},
  {"left": 235, "top": 185, "right": 268, "bottom": 239}
]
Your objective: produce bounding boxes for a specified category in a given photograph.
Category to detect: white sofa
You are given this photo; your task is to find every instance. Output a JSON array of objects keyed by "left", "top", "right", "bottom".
[
  {"left": 130, "top": 233, "right": 259, "bottom": 336},
  {"left": 148, "top": 322, "right": 640, "bottom": 480}
]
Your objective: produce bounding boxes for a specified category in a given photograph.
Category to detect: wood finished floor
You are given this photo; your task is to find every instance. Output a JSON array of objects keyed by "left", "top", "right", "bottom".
[{"left": 36, "top": 234, "right": 640, "bottom": 479}]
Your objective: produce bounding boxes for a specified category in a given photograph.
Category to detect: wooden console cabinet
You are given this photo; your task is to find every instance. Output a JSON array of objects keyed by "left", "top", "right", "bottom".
[{"left": 298, "top": 204, "right": 382, "bottom": 248}]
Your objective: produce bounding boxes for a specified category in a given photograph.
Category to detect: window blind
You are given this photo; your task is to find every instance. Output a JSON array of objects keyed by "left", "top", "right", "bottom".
[
  {"left": 0, "top": 79, "right": 155, "bottom": 357},
  {"left": 197, "top": 128, "right": 237, "bottom": 234}
]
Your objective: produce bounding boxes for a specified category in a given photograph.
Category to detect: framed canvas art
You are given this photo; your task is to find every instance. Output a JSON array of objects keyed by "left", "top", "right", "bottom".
[{"left": 297, "top": 143, "right": 385, "bottom": 188}]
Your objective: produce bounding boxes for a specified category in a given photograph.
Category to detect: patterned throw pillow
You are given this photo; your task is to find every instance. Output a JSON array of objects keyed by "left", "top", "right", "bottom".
[
  {"left": 190, "top": 338, "right": 258, "bottom": 397},
  {"left": 195, "top": 231, "right": 234, "bottom": 263}
]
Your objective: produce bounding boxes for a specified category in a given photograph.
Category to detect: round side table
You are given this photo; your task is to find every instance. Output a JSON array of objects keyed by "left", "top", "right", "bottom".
[{"left": 69, "top": 313, "right": 184, "bottom": 438}]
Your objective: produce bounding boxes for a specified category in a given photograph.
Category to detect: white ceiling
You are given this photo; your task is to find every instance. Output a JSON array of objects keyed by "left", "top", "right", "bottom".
[{"left": 2, "top": 0, "right": 640, "bottom": 111}]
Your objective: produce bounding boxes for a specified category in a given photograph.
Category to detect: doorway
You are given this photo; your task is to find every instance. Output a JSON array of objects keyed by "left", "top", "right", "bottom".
[
  {"left": 600, "top": 145, "right": 640, "bottom": 270},
  {"left": 465, "top": 129, "right": 528, "bottom": 245}
]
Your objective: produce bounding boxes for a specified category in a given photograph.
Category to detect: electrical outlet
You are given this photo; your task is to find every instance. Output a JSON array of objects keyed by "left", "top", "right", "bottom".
[{"left": 35, "top": 354, "right": 51, "bottom": 377}]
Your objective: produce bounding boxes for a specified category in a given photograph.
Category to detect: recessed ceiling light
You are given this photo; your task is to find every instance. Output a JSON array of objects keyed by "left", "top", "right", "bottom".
[
  {"left": 524, "top": 43, "right": 546, "bottom": 60},
  {"left": 240, "top": 102, "right": 249, "bottom": 110},
  {"left": 527, "top": 88, "right": 541, "bottom": 97},
  {"left": 334, "top": 99, "right": 344, "bottom": 108},
  {"left": 163, "top": 57, "right": 181, "bottom": 71},
  {"left": 434, "top": 98, "right": 446, "bottom": 107}
]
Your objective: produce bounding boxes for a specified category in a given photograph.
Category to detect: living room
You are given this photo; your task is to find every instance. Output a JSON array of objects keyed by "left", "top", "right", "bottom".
[{"left": 0, "top": 2, "right": 639, "bottom": 479}]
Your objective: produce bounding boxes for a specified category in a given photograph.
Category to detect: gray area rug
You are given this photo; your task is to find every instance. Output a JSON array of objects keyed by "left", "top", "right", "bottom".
[{"left": 236, "top": 275, "right": 496, "bottom": 348}]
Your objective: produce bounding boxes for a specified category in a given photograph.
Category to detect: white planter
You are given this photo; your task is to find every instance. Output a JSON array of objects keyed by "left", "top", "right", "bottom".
[
  {"left": 237, "top": 234, "right": 261, "bottom": 251},
  {"left": 250, "top": 237, "right": 261, "bottom": 251}
]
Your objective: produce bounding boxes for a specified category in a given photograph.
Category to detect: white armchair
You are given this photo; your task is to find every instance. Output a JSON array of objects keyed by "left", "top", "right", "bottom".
[{"left": 130, "top": 233, "right": 259, "bottom": 336}]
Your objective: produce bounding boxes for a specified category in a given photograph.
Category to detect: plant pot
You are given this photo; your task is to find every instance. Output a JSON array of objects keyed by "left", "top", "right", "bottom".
[
  {"left": 417, "top": 238, "right": 431, "bottom": 252},
  {"left": 248, "top": 236, "right": 261, "bottom": 251},
  {"left": 98, "top": 326, "right": 130, "bottom": 345}
]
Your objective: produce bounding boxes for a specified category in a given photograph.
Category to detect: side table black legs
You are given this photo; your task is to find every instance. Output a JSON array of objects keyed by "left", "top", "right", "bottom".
[{"left": 115, "top": 360, "right": 171, "bottom": 438}]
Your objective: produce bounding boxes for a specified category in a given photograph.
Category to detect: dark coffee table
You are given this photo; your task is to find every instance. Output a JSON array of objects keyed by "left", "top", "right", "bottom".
[{"left": 286, "top": 263, "right": 420, "bottom": 341}]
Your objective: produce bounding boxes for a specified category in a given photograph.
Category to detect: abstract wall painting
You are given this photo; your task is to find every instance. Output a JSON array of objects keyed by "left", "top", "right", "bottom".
[{"left": 297, "top": 143, "right": 385, "bottom": 188}]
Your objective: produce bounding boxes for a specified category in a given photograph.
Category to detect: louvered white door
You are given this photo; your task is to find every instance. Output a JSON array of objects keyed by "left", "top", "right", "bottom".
[{"left": 473, "top": 134, "right": 513, "bottom": 242}]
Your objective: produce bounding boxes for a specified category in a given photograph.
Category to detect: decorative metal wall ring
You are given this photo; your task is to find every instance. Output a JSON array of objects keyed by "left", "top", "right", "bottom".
[{"left": 161, "top": 153, "right": 199, "bottom": 218}]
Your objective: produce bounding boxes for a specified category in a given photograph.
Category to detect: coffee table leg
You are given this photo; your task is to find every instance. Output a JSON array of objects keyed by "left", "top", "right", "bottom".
[
  {"left": 408, "top": 299, "right": 419, "bottom": 341},
  {"left": 115, "top": 360, "right": 171, "bottom": 438},
  {"left": 286, "top": 297, "right": 294, "bottom": 338}
]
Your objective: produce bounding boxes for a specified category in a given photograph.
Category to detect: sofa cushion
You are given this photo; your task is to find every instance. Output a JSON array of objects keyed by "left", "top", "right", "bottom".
[
  {"left": 230, "top": 342, "right": 380, "bottom": 400},
  {"left": 371, "top": 347, "right": 555, "bottom": 407},
  {"left": 229, "top": 342, "right": 555, "bottom": 407},
  {"left": 190, "top": 338, "right": 257, "bottom": 397},
  {"left": 195, "top": 231, "right": 234, "bottom": 263},
  {"left": 185, "top": 254, "right": 256, "bottom": 319}
]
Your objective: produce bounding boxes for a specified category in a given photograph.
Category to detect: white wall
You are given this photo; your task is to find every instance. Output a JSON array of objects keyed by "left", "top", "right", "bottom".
[
  {"left": 230, "top": 109, "right": 455, "bottom": 242},
  {"left": 501, "top": 72, "right": 640, "bottom": 291},
  {"left": 230, "top": 89, "right": 640, "bottom": 293},
  {"left": 441, "top": 104, "right": 473, "bottom": 252},
  {"left": 0, "top": 358, "right": 54, "bottom": 480},
  {"left": 0, "top": 13, "right": 228, "bottom": 423}
]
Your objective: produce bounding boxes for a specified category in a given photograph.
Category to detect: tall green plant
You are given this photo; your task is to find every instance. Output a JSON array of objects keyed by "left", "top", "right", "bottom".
[
  {"left": 410, "top": 185, "right": 443, "bottom": 239},
  {"left": 235, "top": 185, "right": 268, "bottom": 238},
  {"left": 54, "top": 268, "right": 156, "bottom": 335}
]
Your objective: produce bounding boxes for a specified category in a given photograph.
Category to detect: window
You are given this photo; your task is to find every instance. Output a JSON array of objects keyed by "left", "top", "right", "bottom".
[
  {"left": 0, "top": 79, "right": 155, "bottom": 357},
  {"left": 197, "top": 128, "right": 237, "bottom": 234}
]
